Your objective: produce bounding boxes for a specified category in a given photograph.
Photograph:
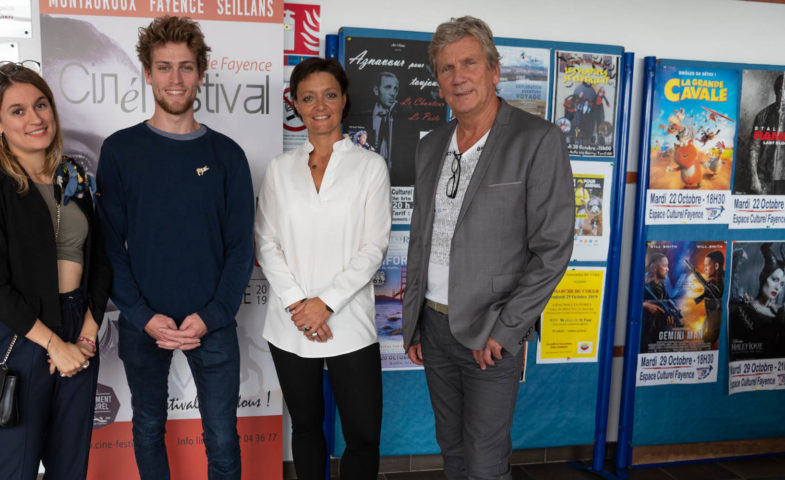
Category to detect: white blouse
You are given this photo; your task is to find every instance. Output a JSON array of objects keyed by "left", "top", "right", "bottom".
[{"left": 255, "top": 136, "right": 392, "bottom": 357}]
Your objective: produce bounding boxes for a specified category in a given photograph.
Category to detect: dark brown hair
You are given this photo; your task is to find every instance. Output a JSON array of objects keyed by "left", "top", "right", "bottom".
[{"left": 289, "top": 57, "right": 351, "bottom": 120}]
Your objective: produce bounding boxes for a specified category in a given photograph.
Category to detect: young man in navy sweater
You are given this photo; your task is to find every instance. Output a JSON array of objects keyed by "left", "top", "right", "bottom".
[{"left": 96, "top": 16, "right": 254, "bottom": 480}]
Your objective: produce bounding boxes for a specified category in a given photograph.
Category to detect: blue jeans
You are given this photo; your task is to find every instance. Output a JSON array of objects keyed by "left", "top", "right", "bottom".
[
  {"left": 119, "top": 319, "right": 241, "bottom": 480},
  {"left": 0, "top": 289, "right": 98, "bottom": 480}
]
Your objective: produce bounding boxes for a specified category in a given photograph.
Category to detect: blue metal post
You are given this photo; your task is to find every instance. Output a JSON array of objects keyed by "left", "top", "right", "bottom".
[
  {"left": 615, "top": 56, "right": 658, "bottom": 471},
  {"left": 592, "top": 51, "right": 635, "bottom": 472}
]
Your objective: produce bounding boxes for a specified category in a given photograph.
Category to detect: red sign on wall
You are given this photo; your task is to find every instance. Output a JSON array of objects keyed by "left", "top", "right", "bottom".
[{"left": 283, "top": 3, "right": 321, "bottom": 56}]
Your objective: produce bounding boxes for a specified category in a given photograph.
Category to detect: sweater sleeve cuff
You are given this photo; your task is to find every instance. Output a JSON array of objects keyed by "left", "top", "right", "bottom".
[
  {"left": 127, "top": 302, "right": 156, "bottom": 333},
  {"left": 199, "top": 302, "right": 239, "bottom": 332}
]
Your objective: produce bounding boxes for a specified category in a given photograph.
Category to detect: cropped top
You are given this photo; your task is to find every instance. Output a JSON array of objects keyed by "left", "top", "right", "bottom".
[{"left": 33, "top": 182, "right": 88, "bottom": 265}]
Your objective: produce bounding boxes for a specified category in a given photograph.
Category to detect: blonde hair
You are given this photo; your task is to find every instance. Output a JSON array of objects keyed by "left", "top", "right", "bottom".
[
  {"left": 0, "top": 63, "right": 62, "bottom": 193},
  {"left": 429, "top": 16, "right": 500, "bottom": 76}
]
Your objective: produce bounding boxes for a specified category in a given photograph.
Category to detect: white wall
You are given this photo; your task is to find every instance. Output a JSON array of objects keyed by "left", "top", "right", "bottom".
[{"left": 9, "top": 0, "right": 785, "bottom": 461}]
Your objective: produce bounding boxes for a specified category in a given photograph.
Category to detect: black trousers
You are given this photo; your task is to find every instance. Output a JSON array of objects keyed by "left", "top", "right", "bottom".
[
  {"left": 0, "top": 289, "right": 99, "bottom": 480},
  {"left": 269, "top": 342, "right": 382, "bottom": 480}
]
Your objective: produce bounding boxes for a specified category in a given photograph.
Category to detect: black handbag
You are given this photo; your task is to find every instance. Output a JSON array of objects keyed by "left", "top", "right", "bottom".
[{"left": 0, "top": 335, "right": 19, "bottom": 428}]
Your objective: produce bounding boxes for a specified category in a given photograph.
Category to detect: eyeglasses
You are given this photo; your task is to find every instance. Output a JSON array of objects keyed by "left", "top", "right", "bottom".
[
  {"left": 0, "top": 60, "right": 42, "bottom": 79},
  {"left": 446, "top": 151, "right": 462, "bottom": 199}
]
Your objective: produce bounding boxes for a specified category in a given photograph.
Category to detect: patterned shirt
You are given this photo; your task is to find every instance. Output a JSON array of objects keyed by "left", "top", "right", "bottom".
[{"left": 425, "top": 129, "right": 489, "bottom": 304}]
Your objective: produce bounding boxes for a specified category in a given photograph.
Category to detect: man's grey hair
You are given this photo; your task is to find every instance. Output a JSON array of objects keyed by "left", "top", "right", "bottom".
[{"left": 428, "top": 16, "right": 500, "bottom": 76}]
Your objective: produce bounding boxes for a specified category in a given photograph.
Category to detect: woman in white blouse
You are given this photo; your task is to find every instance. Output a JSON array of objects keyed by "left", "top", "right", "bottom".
[{"left": 255, "top": 57, "right": 391, "bottom": 479}]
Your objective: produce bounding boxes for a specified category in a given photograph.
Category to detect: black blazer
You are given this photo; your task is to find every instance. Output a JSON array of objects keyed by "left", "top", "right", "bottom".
[{"left": 0, "top": 165, "right": 112, "bottom": 336}]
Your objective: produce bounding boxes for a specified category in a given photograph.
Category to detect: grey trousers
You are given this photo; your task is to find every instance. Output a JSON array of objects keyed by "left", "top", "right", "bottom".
[{"left": 420, "top": 306, "right": 526, "bottom": 480}]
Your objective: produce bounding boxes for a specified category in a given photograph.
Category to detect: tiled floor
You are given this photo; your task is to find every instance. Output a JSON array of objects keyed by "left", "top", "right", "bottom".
[
  {"left": 373, "top": 455, "right": 785, "bottom": 479},
  {"left": 378, "top": 456, "right": 785, "bottom": 480}
]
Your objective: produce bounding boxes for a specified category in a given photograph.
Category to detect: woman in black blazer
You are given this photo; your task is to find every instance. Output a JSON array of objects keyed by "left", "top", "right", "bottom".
[{"left": 0, "top": 62, "right": 111, "bottom": 479}]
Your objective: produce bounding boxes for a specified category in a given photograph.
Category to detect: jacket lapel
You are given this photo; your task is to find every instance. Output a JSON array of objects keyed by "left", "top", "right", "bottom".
[
  {"left": 454, "top": 100, "right": 512, "bottom": 231},
  {"left": 421, "top": 121, "right": 457, "bottom": 235}
]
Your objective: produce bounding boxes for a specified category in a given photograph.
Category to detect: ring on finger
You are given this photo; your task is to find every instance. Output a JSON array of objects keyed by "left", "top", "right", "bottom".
[
  {"left": 303, "top": 326, "right": 311, "bottom": 332},
  {"left": 310, "top": 332, "right": 318, "bottom": 337}
]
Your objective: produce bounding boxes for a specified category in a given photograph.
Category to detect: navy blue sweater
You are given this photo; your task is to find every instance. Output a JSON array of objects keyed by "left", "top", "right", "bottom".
[{"left": 96, "top": 123, "right": 254, "bottom": 332}]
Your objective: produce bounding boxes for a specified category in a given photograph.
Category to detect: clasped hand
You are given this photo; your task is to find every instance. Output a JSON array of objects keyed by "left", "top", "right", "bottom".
[
  {"left": 47, "top": 336, "right": 94, "bottom": 377},
  {"left": 146, "top": 313, "right": 207, "bottom": 350},
  {"left": 288, "top": 298, "right": 333, "bottom": 342}
]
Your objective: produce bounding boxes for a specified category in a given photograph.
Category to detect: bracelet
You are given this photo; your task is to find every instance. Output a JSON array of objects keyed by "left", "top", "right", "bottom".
[
  {"left": 45, "top": 332, "right": 54, "bottom": 351},
  {"left": 78, "top": 336, "right": 97, "bottom": 353}
]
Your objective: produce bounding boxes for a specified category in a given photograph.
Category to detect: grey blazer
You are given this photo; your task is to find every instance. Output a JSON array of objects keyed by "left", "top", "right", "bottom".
[{"left": 402, "top": 100, "right": 574, "bottom": 355}]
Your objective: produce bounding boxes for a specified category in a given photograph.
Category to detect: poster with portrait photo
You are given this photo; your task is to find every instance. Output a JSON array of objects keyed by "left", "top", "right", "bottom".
[
  {"left": 496, "top": 44, "right": 550, "bottom": 119},
  {"left": 727, "top": 241, "right": 785, "bottom": 394},
  {"left": 733, "top": 70, "right": 785, "bottom": 196},
  {"left": 552, "top": 50, "right": 619, "bottom": 157},
  {"left": 636, "top": 241, "right": 724, "bottom": 386},
  {"left": 729, "top": 70, "right": 785, "bottom": 229},
  {"left": 640, "top": 240, "right": 727, "bottom": 355},
  {"left": 342, "top": 34, "right": 447, "bottom": 187}
]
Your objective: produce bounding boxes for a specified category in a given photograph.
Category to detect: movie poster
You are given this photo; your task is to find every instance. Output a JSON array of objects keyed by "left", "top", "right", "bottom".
[
  {"left": 729, "top": 70, "right": 785, "bottom": 229},
  {"left": 497, "top": 45, "right": 550, "bottom": 119},
  {"left": 375, "top": 230, "right": 419, "bottom": 370},
  {"left": 39, "top": 4, "right": 284, "bottom": 478},
  {"left": 727, "top": 241, "right": 785, "bottom": 394},
  {"left": 342, "top": 34, "right": 447, "bottom": 188},
  {"left": 646, "top": 64, "right": 737, "bottom": 225},
  {"left": 571, "top": 160, "right": 613, "bottom": 262},
  {"left": 636, "top": 241, "right": 724, "bottom": 386},
  {"left": 552, "top": 50, "right": 619, "bottom": 157}
]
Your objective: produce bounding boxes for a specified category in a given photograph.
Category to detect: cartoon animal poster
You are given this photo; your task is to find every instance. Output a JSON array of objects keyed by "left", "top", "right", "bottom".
[{"left": 648, "top": 64, "right": 738, "bottom": 191}]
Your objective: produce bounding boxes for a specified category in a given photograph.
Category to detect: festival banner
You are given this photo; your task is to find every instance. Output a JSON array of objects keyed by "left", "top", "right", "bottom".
[
  {"left": 570, "top": 160, "right": 613, "bottom": 262},
  {"left": 39, "top": 3, "right": 284, "bottom": 478},
  {"left": 730, "top": 69, "right": 785, "bottom": 229},
  {"left": 635, "top": 241, "right": 724, "bottom": 386},
  {"left": 727, "top": 241, "right": 785, "bottom": 394},
  {"left": 537, "top": 268, "right": 605, "bottom": 363},
  {"left": 497, "top": 44, "right": 550, "bottom": 119},
  {"left": 646, "top": 64, "right": 737, "bottom": 225},
  {"left": 342, "top": 33, "right": 447, "bottom": 188},
  {"left": 552, "top": 50, "right": 619, "bottom": 158}
]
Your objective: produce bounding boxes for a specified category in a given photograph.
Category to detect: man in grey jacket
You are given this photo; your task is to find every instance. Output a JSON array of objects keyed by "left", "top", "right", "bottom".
[{"left": 402, "top": 16, "right": 574, "bottom": 479}]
